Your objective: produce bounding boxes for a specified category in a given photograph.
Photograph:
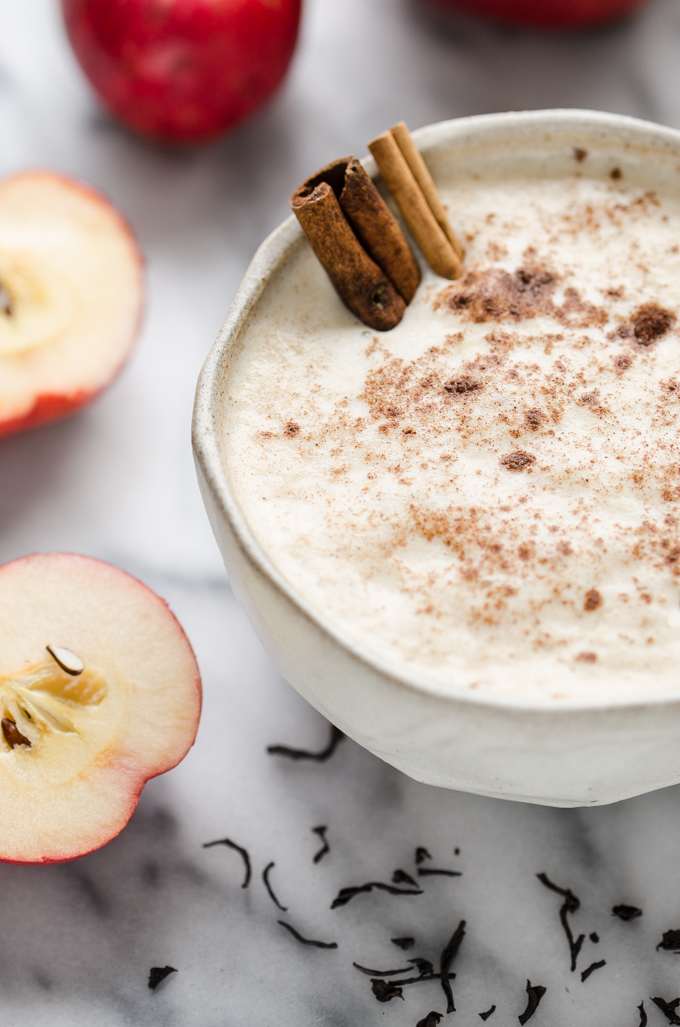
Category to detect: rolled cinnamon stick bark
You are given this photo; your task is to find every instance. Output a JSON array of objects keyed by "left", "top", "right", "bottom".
[
  {"left": 368, "top": 131, "right": 463, "bottom": 280},
  {"left": 339, "top": 157, "right": 420, "bottom": 303},
  {"left": 290, "top": 177, "right": 405, "bottom": 332},
  {"left": 390, "top": 121, "right": 465, "bottom": 263}
]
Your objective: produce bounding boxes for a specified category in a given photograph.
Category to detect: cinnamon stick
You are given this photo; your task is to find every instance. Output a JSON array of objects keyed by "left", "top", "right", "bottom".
[
  {"left": 368, "top": 131, "right": 463, "bottom": 280},
  {"left": 290, "top": 157, "right": 419, "bottom": 330},
  {"left": 339, "top": 157, "right": 420, "bottom": 303},
  {"left": 390, "top": 121, "right": 464, "bottom": 262}
]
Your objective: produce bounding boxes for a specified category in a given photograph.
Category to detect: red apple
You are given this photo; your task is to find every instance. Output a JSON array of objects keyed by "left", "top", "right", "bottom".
[
  {"left": 0, "top": 171, "right": 143, "bottom": 438},
  {"left": 61, "top": 0, "right": 302, "bottom": 144},
  {"left": 433, "top": 0, "right": 648, "bottom": 28},
  {"left": 0, "top": 553, "right": 201, "bottom": 864}
]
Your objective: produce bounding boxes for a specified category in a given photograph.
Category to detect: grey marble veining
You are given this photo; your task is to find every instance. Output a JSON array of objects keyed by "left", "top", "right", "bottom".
[{"left": 2, "top": 0, "right": 680, "bottom": 1023}]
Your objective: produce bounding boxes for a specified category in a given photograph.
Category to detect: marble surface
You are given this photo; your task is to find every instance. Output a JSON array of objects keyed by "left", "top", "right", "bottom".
[{"left": 2, "top": 0, "right": 680, "bottom": 1023}]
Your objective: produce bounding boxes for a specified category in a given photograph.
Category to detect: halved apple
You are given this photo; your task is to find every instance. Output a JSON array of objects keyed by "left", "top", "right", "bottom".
[
  {"left": 0, "top": 171, "right": 143, "bottom": 436},
  {"left": 0, "top": 553, "right": 201, "bottom": 864}
]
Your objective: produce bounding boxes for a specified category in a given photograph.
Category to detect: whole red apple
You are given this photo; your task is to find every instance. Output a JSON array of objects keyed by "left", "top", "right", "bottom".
[
  {"left": 61, "top": 0, "right": 302, "bottom": 143},
  {"left": 433, "top": 0, "right": 648, "bottom": 28}
]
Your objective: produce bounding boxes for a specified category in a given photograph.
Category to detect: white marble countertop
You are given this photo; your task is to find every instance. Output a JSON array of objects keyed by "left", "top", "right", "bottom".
[{"left": 2, "top": 0, "right": 680, "bottom": 1023}]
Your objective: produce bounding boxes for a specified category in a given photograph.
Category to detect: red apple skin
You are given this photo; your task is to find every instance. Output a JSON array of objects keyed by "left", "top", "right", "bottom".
[
  {"left": 0, "top": 553, "right": 202, "bottom": 865},
  {"left": 433, "top": 0, "right": 648, "bottom": 28},
  {"left": 0, "top": 388, "right": 100, "bottom": 440},
  {"left": 61, "top": 0, "right": 302, "bottom": 144}
]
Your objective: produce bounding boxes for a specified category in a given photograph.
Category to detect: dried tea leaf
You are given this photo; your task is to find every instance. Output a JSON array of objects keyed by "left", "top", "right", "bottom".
[
  {"left": 312, "top": 825, "right": 329, "bottom": 863},
  {"left": 331, "top": 880, "right": 422, "bottom": 909},
  {"left": 581, "top": 960, "right": 606, "bottom": 982},
  {"left": 612, "top": 904, "right": 642, "bottom": 922},
  {"left": 148, "top": 966, "right": 177, "bottom": 990},
  {"left": 277, "top": 921, "right": 337, "bottom": 949},
  {"left": 267, "top": 724, "right": 343, "bottom": 762},
  {"left": 518, "top": 981, "right": 546, "bottom": 1025},
  {"left": 203, "top": 838, "right": 251, "bottom": 888},
  {"left": 440, "top": 920, "right": 466, "bottom": 1013},
  {"left": 537, "top": 872, "right": 584, "bottom": 971},
  {"left": 353, "top": 963, "right": 412, "bottom": 977},
  {"left": 393, "top": 869, "right": 419, "bottom": 887},
  {"left": 652, "top": 997, "right": 680, "bottom": 1025},
  {"left": 262, "top": 861, "right": 287, "bottom": 911},
  {"left": 371, "top": 979, "right": 404, "bottom": 1002},
  {"left": 657, "top": 930, "right": 680, "bottom": 952}
]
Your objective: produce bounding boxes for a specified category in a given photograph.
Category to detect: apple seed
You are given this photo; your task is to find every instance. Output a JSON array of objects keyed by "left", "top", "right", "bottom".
[
  {"left": 46, "top": 645, "right": 84, "bottom": 676},
  {"left": 2, "top": 716, "right": 31, "bottom": 749},
  {"left": 0, "top": 281, "right": 11, "bottom": 316}
]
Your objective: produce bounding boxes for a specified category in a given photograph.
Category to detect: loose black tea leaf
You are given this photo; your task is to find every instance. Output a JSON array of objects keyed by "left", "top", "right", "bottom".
[
  {"left": 381, "top": 973, "right": 455, "bottom": 986},
  {"left": 312, "top": 825, "right": 329, "bottom": 864},
  {"left": 518, "top": 980, "right": 546, "bottom": 1025},
  {"left": 392, "top": 937, "right": 415, "bottom": 950},
  {"left": 331, "top": 880, "right": 423, "bottom": 909},
  {"left": 638, "top": 1001, "right": 648, "bottom": 1026},
  {"left": 203, "top": 838, "right": 251, "bottom": 888},
  {"left": 651, "top": 997, "right": 680, "bottom": 1025},
  {"left": 589, "top": 933, "right": 599, "bottom": 943},
  {"left": 580, "top": 959, "right": 606, "bottom": 982},
  {"left": 537, "top": 872, "right": 585, "bottom": 971},
  {"left": 393, "top": 869, "right": 419, "bottom": 887},
  {"left": 369, "top": 971, "right": 456, "bottom": 993},
  {"left": 417, "top": 868, "right": 463, "bottom": 878},
  {"left": 440, "top": 919, "right": 466, "bottom": 1013},
  {"left": 353, "top": 963, "right": 413, "bottom": 976},
  {"left": 262, "top": 861, "right": 287, "bottom": 911},
  {"left": 613, "top": 904, "right": 643, "bottom": 922},
  {"left": 479, "top": 1005, "right": 496, "bottom": 1021},
  {"left": 277, "top": 920, "right": 338, "bottom": 949},
  {"left": 657, "top": 930, "right": 680, "bottom": 952},
  {"left": 415, "top": 847, "right": 432, "bottom": 865},
  {"left": 148, "top": 966, "right": 177, "bottom": 990},
  {"left": 416, "top": 1013, "right": 443, "bottom": 1027},
  {"left": 267, "top": 724, "right": 344, "bottom": 762},
  {"left": 371, "top": 979, "right": 404, "bottom": 1002},
  {"left": 409, "top": 957, "right": 434, "bottom": 976}
]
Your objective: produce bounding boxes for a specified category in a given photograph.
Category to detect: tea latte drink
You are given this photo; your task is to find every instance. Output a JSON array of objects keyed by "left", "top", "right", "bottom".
[{"left": 223, "top": 152, "right": 680, "bottom": 705}]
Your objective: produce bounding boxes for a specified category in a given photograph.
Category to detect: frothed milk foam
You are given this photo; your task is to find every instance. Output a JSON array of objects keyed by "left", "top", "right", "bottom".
[{"left": 223, "top": 150, "right": 680, "bottom": 704}]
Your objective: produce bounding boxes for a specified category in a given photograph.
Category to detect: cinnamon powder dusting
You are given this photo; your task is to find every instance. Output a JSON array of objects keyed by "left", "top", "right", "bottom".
[{"left": 227, "top": 172, "right": 680, "bottom": 703}]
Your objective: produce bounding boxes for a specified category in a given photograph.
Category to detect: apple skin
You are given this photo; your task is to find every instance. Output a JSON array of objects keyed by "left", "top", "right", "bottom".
[
  {"left": 433, "top": 0, "right": 648, "bottom": 28},
  {"left": 0, "top": 388, "right": 99, "bottom": 440},
  {"left": 61, "top": 0, "right": 302, "bottom": 144}
]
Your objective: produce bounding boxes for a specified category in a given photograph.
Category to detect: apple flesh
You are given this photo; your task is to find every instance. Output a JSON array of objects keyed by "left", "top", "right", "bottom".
[
  {"left": 61, "top": 0, "right": 302, "bottom": 144},
  {"left": 0, "top": 553, "right": 201, "bottom": 864},
  {"left": 435, "top": 0, "right": 648, "bottom": 28},
  {"left": 0, "top": 171, "right": 143, "bottom": 437}
]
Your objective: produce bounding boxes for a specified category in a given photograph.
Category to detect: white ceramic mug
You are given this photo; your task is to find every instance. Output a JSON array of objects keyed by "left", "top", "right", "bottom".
[{"left": 193, "top": 109, "right": 680, "bottom": 807}]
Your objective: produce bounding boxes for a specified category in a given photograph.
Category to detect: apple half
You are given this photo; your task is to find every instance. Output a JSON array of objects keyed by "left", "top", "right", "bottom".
[
  {"left": 0, "top": 171, "right": 143, "bottom": 437},
  {"left": 0, "top": 553, "right": 201, "bottom": 864}
]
